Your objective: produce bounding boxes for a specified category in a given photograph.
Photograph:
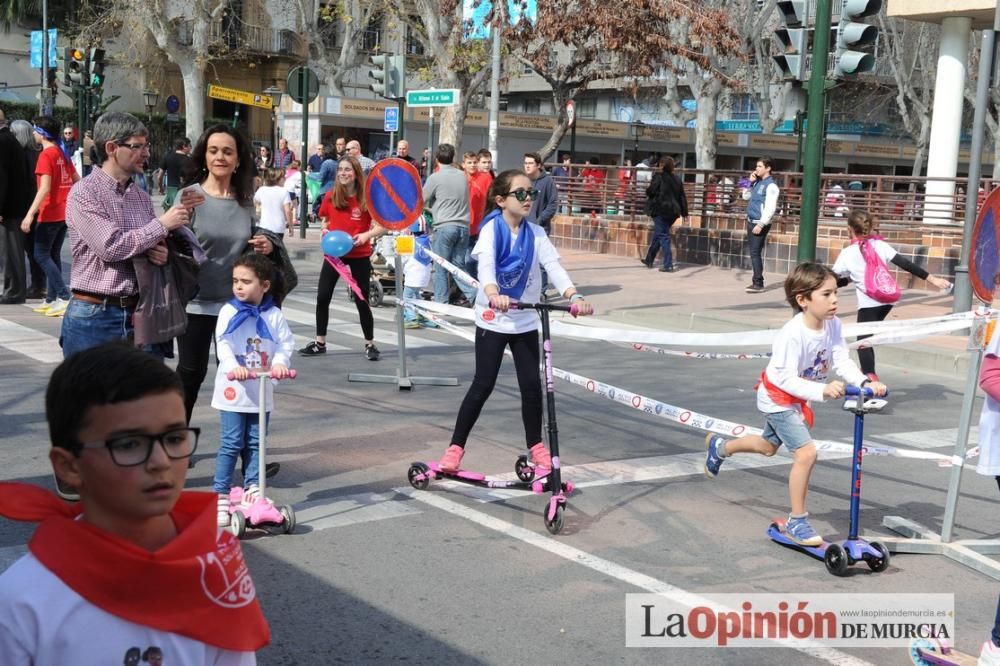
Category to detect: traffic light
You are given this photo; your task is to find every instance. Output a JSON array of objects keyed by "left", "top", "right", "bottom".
[
  {"left": 89, "top": 48, "right": 106, "bottom": 89},
  {"left": 368, "top": 54, "right": 405, "bottom": 99},
  {"left": 773, "top": 0, "right": 809, "bottom": 81},
  {"left": 834, "top": 0, "right": 882, "bottom": 78},
  {"left": 65, "top": 47, "right": 86, "bottom": 87}
]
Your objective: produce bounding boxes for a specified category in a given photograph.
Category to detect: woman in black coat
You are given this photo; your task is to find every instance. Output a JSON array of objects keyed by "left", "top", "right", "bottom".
[{"left": 642, "top": 156, "right": 688, "bottom": 272}]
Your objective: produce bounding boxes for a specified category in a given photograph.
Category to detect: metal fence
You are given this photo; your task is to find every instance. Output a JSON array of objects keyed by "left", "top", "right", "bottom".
[{"left": 547, "top": 164, "right": 990, "bottom": 230}]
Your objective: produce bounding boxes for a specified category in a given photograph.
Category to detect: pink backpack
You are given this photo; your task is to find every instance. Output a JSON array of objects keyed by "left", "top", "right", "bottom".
[{"left": 856, "top": 237, "right": 900, "bottom": 303}]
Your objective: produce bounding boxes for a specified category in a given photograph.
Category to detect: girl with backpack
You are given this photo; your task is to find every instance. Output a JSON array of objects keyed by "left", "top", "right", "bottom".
[{"left": 832, "top": 210, "right": 951, "bottom": 381}]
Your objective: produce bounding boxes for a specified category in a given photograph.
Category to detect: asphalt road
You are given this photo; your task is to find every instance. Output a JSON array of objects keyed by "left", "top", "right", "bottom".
[{"left": 0, "top": 253, "right": 996, "bottom": 666}]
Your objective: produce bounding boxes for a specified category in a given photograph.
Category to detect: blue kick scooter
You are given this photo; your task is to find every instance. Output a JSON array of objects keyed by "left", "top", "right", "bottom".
[{"left": 767, "top": 385, "right": 891, "bottom": 576}]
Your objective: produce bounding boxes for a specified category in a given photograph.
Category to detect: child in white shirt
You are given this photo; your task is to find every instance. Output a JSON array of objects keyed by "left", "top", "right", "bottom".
[
  {"left": 703, "top": 262, "right": 887, "bottom": 547},
  {"left": 253, "top": 168, "right": 293, "bottom": 235},
  {"left": 212, "top": 254, "right": 294, "bottom": 527}
]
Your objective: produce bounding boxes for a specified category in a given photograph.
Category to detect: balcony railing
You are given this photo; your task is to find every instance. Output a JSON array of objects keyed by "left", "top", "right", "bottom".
[{"left": 175, "top": 18, "right": 303, "bottom": 57}]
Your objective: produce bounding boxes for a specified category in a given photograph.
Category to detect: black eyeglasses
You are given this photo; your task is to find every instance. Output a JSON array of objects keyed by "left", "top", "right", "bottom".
[
  {"left": 77, "top": 427, "right": 200, "bottom": 467},
  {"left": 505, "top": 188, "right": 540, "bottom": 202},
  {"left": 118, "top": 142, "right": 150, "bottom": 153}
]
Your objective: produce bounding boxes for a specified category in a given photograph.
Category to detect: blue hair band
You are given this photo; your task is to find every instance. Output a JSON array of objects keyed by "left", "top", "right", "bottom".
[{"left": 32, "top": 125, "right": 56, "bottom": 141}]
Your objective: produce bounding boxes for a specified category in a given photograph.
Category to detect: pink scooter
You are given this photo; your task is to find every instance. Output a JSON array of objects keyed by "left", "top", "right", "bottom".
[{"left": 224, "top": 369, "right": 297, "bottom": 537}]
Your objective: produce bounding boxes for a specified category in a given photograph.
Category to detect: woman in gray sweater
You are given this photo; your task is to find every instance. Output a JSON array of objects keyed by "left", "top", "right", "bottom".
[{"left": 177, "top": 125, "right": 288, "bottom": 422}]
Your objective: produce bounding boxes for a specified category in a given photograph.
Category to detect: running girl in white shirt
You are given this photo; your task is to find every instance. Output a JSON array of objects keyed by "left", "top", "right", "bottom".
[{"left": 832, "top": 210, "right": 951, "bottom": 381}]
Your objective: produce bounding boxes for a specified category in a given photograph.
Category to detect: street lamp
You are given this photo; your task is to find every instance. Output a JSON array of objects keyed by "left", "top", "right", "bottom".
[
  {"left": 263, "top": 84, "right": 283, "bottom": 157},
  {"left": 142, "top": 89, "right": 159, "bottom": 123},
  {"left": 629, "top": 120, "right": 644, "bottom": 165}
]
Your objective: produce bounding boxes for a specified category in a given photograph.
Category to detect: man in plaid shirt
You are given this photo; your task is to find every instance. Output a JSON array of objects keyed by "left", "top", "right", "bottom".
[{"left": 61, "top": 112, "right": 198, "bottom": 359}]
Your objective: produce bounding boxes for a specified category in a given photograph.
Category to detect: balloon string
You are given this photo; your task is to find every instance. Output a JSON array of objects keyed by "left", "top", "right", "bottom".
[{"left": 324, "top": 255, "right": 367, "bottom": 301}]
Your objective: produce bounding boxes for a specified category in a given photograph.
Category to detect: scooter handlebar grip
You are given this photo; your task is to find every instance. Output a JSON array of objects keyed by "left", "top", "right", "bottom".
[{"left": 845, "top": 385, "right": 889, "bottom": 398}]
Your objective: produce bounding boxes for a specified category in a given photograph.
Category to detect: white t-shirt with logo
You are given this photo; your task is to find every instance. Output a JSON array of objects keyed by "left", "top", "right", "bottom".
[
  {"left": 212, "top": 303, "right": 295, "bottom": 413},
  {"left": 0, "top": 553, "right": 255, "bottom": 665},
  {"left": 758, "top": 313, "right": 867, "bottom": 414},
  {"left": 978, "top": 326, "right": 1000, "bottom": 476},
  {"left": 832, "top": 238, "right": 898, "bottom": 310},
  {"left": 472, "top": 219, "right": 573, "bottom": 334},
  {"left": 253, "top": 186, "right": 291, "bottom": 235}
]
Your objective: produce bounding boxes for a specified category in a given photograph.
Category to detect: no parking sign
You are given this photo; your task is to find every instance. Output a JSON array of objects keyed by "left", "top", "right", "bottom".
[
  {"left": 971, "top": 186, "right": 1000, "bottom": 304},
  {"left": 365, "top": 158, "right": 424, "bottom": 231}
]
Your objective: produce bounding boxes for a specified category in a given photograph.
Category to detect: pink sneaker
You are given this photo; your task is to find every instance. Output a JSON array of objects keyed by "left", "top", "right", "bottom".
[
  {"left": 439, "top": 444, "right": 464, "bottom": 472},
  {"left": 529, "top": 442, "right": 552, "bottom": 471}
]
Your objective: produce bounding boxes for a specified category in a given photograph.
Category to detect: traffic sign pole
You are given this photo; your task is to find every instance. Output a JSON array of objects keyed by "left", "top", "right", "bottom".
[
  {"left": 299, "top": 65, "right": 309, "bottom": 239},
  {"left": 798, "top": 0, "right": 832, "bottom": 262}
]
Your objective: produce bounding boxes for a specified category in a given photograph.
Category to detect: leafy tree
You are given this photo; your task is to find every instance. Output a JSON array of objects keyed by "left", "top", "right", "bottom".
[{"left": 504, "top": 0, "right": 740, "bottom": 162}]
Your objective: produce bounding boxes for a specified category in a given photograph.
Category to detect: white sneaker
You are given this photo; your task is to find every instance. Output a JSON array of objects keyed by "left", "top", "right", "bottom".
[
  {"left": 32, "top": 300, "right": 54, "bottom": 314},
  {"left": 217, "top": 494, "right": 230, "bottom": 528},
  {"left": 980, "top": 639, "right": 1000, "bottom": 666},
  {"left": 242, "top": 484, "right": 261, "bottom": 505},
  {"left": 44, "top": 298, "right": 69, "bottom": 317}
]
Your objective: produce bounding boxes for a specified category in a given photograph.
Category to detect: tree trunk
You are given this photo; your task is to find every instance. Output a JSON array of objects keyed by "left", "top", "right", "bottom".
[
  {"left": 694, "top": 83, "right": 721, "bottom": 170},
  {"left": 911, "top": 117, "right": 931, "bottom": 177},
  {"left": 993, "top": 137, "right": 1000, "bottom": 180},
  {"left": 179, "top": 60, "right": 206, "bottom": 140}
]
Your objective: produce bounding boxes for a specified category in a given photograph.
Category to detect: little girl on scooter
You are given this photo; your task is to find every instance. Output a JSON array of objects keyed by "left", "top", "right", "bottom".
[
  {"left": 703, "top": 262, "right": 887, "bottom": 547},
  {"left": 212, "top": 254, "right": 294, "bottom": 527},
  {"left": 438, "top": 169, "right": 593, "bottom": 472},
  {"left": 832, "top": 210, "right": 951, "bottom": 382}
]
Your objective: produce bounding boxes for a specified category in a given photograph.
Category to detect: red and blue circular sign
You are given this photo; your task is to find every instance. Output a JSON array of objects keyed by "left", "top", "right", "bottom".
[
  {"left": 365, "top": 158, "right": 423, "bottom": 231},
  {"left": 971, "top": 186, "right": 1000, "bottom": 304}
]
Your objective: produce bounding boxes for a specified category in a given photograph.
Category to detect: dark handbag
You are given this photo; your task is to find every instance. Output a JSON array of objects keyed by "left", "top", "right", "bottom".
[{"left": 132, "top": 228, "right": 205, "bottom": 345}]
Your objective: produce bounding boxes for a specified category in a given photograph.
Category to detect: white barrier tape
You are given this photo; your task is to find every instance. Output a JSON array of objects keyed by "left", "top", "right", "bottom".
[
  {"left": 550, "top": 310, "right": 989, "bottom": 349},
  {"left": 849, "top": 317, "right": 975, "bottom": 349},
  {"left": 612, "top": 341, "right": 771, "bottom": 360},
  {"left": 424, "top": 249, "right": 480, "bottom": 289},
  {"left": 411, "top": 299, "right": 976, "bottom": 466},
  {"left": 405, "top": 299, "right": 477, "bottom": 320}
]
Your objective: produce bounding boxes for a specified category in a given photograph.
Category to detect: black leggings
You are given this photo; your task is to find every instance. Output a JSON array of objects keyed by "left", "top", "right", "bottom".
[
  {"left": 451, "top": 327, "right": 542, "bottom": 449},
  {"left": 316, "top": 256, "right": 374, "bottom": 340},
  {"left": 856, "top": 304, "right": 893, "bottom": 376},
  {"left": 177, "top": 313, "right": 219, "bottom": 423}
]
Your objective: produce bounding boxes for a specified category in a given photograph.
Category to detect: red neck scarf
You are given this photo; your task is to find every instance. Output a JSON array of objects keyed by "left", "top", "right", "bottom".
[
  {"left": 0, "top": 483, "right": 270, "bottom": 652},
  {"left": 757, "top": 371, "right": 815, "bottom": 428}
]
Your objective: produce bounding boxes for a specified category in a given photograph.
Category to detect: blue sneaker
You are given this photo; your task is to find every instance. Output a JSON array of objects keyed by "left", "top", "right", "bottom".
[
  {"left": 704, "top": 434, "right": 725, "bottom": 479},
  {"left": 785, "top": 516, "right": 823, "bottom": 547}
]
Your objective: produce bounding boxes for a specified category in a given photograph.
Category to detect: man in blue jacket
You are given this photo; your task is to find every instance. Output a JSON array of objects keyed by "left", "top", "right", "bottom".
[{"left": 741, "top": 157, "right": 779, "bottom": 294}]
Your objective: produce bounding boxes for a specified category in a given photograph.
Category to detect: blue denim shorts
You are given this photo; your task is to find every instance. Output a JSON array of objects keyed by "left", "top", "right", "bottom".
[{"left": 761, "top": 409, "right": 813, "bottom": 451}]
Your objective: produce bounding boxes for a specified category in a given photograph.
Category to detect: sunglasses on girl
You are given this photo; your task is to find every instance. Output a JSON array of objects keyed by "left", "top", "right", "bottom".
[{"left": 505, "top": 188, "right": 540, "bottom": 202}]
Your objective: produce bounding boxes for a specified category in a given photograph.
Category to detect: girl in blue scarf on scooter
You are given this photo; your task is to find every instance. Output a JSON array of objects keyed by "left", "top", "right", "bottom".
[{"left": 438, "top": 170, "right": 593, "bottom": 473}]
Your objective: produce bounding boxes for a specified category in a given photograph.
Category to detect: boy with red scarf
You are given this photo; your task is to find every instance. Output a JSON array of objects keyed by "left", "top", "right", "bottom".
[
  {"left": 702, "top": 263, "right": 887, "bottom": 547},
  {"left": 0, "top": 343, "right": 269, "bottom": 663}
]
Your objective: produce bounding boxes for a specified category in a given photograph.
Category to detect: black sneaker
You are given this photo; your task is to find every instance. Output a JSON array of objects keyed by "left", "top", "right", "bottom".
[
  {"left": 745, "top": 284, "right": 764, "bottom": 294},
  {"left": 298, "top": 341, "right": 326, "bottom": 356},
  {"left": 265, "top": 462, "right": 280, "bottom": 478},
  {"left": 365, "top": 343, "right": 380, "bottom": 361}
]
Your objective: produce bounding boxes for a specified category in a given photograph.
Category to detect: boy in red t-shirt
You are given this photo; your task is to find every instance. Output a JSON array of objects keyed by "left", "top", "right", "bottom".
[{"left": 21, "top": 116, "right": 79, "bottom": 317}]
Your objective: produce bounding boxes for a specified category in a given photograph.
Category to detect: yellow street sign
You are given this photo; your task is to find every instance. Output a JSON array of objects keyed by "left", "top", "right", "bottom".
[{"left": 207, "top": 84, "right": 274, "bottom": 110}]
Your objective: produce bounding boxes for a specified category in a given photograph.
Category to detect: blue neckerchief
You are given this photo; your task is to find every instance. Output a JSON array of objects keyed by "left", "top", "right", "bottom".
[
  {"left": 488, "top": 210, "right": 534, "bottom": 299},
  {"left": 414, "top": 235, "right": 432, "bottom": 266},
  {"left": 223, "top": 294, "right": 276, "bottom": 341}
]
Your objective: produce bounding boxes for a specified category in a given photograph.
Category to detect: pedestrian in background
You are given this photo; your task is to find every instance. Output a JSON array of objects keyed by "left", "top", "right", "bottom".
[
  {"left": 742, "top": 157, "right": 779, "bottom": 294},
  {"left": 642, "top": 155, "right": 687, "bottom": 273}
]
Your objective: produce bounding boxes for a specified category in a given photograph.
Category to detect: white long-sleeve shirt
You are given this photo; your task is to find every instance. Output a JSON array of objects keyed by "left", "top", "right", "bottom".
[
  {"left": 211, "top": 303, "right": 295, "bottom": 413},
  {"left": 472, "top": 219, "right": 573, "bottom": 334},
  {"left": 757, "top": 313, "right": 867, "bottom": 414}
]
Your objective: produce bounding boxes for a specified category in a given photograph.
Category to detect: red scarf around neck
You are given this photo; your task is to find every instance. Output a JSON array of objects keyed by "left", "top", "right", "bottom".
[
  {"left": 757, "top": 370, "right": 815, "bottom": 428},
  {"left": 0, "top": 483, "right": 270, "bottom": 652}
]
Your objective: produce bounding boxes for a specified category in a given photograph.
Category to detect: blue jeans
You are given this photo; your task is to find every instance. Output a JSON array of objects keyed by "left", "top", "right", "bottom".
[
  {"left": 214, "top": 410, "right": 270, "bottom": 493},
  {"left": 403, "top": 285, "right": 422, "bottom": 322},
  {"left": 60, "top": 298, "right": 167, "bottom": 359},
  {"left": 992, "top": 594, "right": 1000, "bottom": 648},
  {"left": 432, "top": 224, "right": 476, "bottom": 303},
  {"left": 60, "top": 299, "right": 134, "bottom": 359},
  {"left": 33, "top": 222, "right": 70, "bottom": 301},
  {"left": 644, "top": 215, "right": 676, "bottom": 269},
  {"left": 746, "top": 220, "right": 770, "bottom": 287}
]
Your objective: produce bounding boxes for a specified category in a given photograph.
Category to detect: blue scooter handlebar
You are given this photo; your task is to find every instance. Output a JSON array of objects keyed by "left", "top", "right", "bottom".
[{"left": 844, "top": 385, "right": 889, "bottom": 398}]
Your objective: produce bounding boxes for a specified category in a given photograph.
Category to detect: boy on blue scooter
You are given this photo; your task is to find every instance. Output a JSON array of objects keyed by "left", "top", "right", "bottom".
[{"left": 703, "top": 262, "right": 887, "bottom": 546}]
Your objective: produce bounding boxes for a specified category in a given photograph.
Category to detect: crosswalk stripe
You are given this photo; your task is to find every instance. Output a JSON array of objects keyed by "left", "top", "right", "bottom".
[
  {"left": 280, "top": 304, "right": 448, "bottom": 348},
  {"left": 0, "top": 317, "right": 64, "bottom": 363}
]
